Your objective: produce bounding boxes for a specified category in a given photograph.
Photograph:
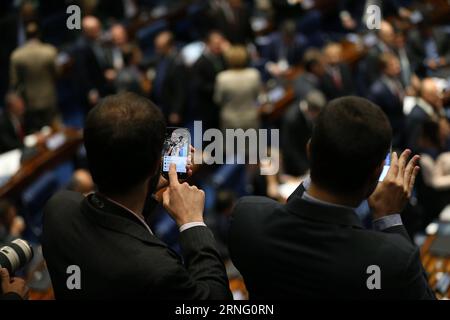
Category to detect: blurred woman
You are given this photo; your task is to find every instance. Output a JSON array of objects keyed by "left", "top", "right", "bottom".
[{"left": 214, "top": 45, "right": 262, "bottom": 130}]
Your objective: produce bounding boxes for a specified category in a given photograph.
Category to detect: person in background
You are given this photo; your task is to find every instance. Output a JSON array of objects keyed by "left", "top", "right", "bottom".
[
  {"left": 72, "top": 16, "right": 111, "bottom": 108},
  {"left": 263, "top": 20, "right": 309, "bottom": 76},
  {"left": 192, "top": 31, "right": 229, "bottom": 130},
  {"left": 230, "top": 96, "right": 434, "bottom": 299},
  {"left": 0, "top": 200, "right": 25, "bottom": 246},
  {"left": 368, "top": 53, "right": 406, "bottom": 148},
  {"left": 408, "top": 19, "right": 450, "bottom": 77},
  {"left": 0, "top": 92, "right": 26, "bottom": 153},
  {"left": 9, "top": 23, "right": 59, "bottom": 133},
  {"left": 361, "top": 21, "right": 397, "bottom": 90},
  {"left": 152, "top": 31, "right": 187, "bottom": 125},
  {"left": 406, "top": 78, "right": 448, "bottom": 151},
  {"left": 282, "top": 90, "right": 326, "bottom": 177},
  {"left": 207, "top": 0, "right": 253, "bottom": 45},
  {"left": 320, "top": 42, "right": 355, "bottom": 100},
  {"left": 214, "top": 45, "right": 262, "bottom": 130},
  {"left": 293, "top": 49, "right": 326, "bottom": 100}
]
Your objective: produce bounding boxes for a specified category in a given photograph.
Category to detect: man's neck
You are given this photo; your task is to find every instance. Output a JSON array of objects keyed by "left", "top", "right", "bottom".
[
  {"left": 307, "top": 181, "right": 362, "bottom": 208},
  {"left": 105, "top": 187, "right": 147, "bottom": 220}
]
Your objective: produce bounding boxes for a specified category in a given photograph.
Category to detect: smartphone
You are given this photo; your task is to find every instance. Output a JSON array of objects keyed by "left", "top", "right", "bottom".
[
  {"left": 161, "top": 127, "right": 190, "bottom": 180},
  {"left": 378, "top": 152, "right": 391, "bottom": 182}
]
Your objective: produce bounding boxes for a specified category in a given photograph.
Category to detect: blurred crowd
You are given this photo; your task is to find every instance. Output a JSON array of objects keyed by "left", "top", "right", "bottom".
[{"left": 0, "top": 0, "right": 450, "bottom": 297}]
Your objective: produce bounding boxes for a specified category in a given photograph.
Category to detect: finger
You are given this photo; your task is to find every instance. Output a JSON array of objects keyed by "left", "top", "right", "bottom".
[
  {"left": 387, "top": 151, "right": 399, "bottom": 179},
  {"left": 407, "top": 166, "right": 420, "bottom": 197},
  {"left": 404, "top": 155, "right": 420, "bottom": 190},
  {"left": 162, "top": 189, "right": 170, "bottom": 208},
  {"left": 0, "top": 268, "right": 10, "bottom": 282},
  {"left": 397, "top": 149, "right": 411, "bottom": 179},
  {"left": 168, "top": 163, "right": 179, "bottom": 186}
]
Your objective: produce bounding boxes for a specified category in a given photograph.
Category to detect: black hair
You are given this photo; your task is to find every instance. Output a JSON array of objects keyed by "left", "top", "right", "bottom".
[
  {"left": 84, "top": 92, "right": 166, "bottom": 195},
  {"left": 310, "top": 96, "right": 392, "bottom": 195}
]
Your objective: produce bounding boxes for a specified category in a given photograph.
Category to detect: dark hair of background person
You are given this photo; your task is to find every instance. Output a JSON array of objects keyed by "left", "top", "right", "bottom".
[
  {"left": 310, "top": 96, "right": 392, "bottom": 195},
  {"left": 84, "top": 92, "right": 166, "bottom": 195}
]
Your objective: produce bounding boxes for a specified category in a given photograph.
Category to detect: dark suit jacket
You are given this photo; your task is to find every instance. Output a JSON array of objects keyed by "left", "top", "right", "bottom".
[
  {"left": 261, "top": 33, "right": 308, "bottom": 66},
  {"left": 368, "top": 77, "right": 405, "bottom": 148},
  {"left": 408, "top": 29, "right": 450, "bottom": 70},
  {"left": 320, "top": 64, "right": 355, "bottom": 100},
  {"left": 192, "top": 53, "right": 225, "bottom": 129},
  {"left": 152, "top": 52, "right": 187, "bottom": 119},
  {"left": 405, "top": 104, "right": 433, "bottom": 151},
  {"left": 0, "top": 113, "right": 23, "bottom": 153},
  {"left": 281, "top": 105, "right": 312, "bottom": 176},
  {"left": 42, "top": 191, "right": 232, "bottom": 300},
  {"left": 229, "top": 184, "right": 435, "bottom": 299}
]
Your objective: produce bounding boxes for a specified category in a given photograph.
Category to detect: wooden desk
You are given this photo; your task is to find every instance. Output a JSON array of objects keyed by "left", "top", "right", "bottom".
[
  {"left": 0, "top": 128, "right": 83, "bottom": 199},
  {"left": 421, "top": 235, "right": 450, "bottom": 299}
]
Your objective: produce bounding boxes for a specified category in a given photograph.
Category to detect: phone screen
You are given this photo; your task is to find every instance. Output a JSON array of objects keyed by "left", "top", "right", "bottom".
[
  {"left": 378, "top": 152, "right": 391, "bottom": 182},
  {"left": 162, "top": 127, "right": 190, "bottom": 179}
]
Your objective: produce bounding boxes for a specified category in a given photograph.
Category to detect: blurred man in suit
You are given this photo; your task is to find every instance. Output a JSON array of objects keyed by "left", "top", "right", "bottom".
[
  {"left": 0, "top": 92, "right": 25, "bottom": 153},
  {"left": 71, "top": 16, "right": 112, "bottom": 109},
  {"left": 152, "top": 31, "right": 187, "bottom": 125},
  {"left": 293, "top": 49, "right": 326, "bottom": 100},
  {"left": 359, "top": 21, "right": 397, "bottom": 94},
  {"left": 230, "top": 96, "right": 435, "bottom": 299},
  {"left": 368, "top": 53, "right": 405, "bottom": 148},
  {"left": 321, "top": 43, "right": 355, "bottom": 100},
  {"left": 406, "top": 78, "right": 447, "bottom": 151},
  {"left": 282, "top": 90, "right": 326, "bottom": 177},
  {"left": 207, "top": 0, "right": 253, "bottom": 45},
  {"left": 192, "top": 31, "right": 228, "bottom": 130},
  {"left": 262, "top": 20, "right": 309, "bottom": 72},
  {"left": 0, "top": 0, "right": 37, "bottom": 99},
  {"left": 9, "top": 23, "right": 58, "bottom": 133},
  {"left": 42, "top": 92, "right": 232, "bottom": 300},
  {"left": 408, "top": 22, "right": 450, "bottom": 77}
]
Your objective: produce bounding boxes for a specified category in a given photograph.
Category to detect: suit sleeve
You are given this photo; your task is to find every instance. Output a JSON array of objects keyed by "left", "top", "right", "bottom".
[
  {"left": 152, "top": 226, "right": 232, "bottom": 300},
  {"left": 383, "top": 225, "right": 436, "bottom": 299},
  {"left": 398, "top": 247, "right": 436, "bottom": 299}
]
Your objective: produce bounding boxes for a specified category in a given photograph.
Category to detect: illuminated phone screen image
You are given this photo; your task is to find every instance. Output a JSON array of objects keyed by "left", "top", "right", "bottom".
[
  {"left": 378, "top": 152, "right": 391, "bottom": 182},
  {"left": 162, "top": 128, "right": 190, "bottom": 176}
]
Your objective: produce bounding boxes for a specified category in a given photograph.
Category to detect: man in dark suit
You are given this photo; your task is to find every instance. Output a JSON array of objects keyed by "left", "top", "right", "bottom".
[
  {"left": 230, "top": 96, "right": 435, "bottom": 299},
  {"left": 71, "top": 16, "right": 113, "bottom": 109},
  {"left": 261, "top": 20, "right": 309, "bottom": 68},
  {"left": 281, "top": 90, "right": 326, "bottom": 177},
  {"left": 42, "top": 93, "right": 232, "bottom": 300},
  {"left": 152, "top": 31, "right": 187, "bottom": 126},
  {"left": 320, "top": 43, "right": 355, "bottom": 100},
  {"left": 0, "top": 92, "right": 25, "bottom": 153},
  {"left": 406, "top": 78, "right": 446, "bottom": 151},
  {"left": 293, "top": 49, "right": 326, "bottom": 101},
  {"left": 368, "top": 53, "right": 405, "bottom": 148},
  {"left": 207, "top": 0, "right": 253, "bottom": 45},
  {"left": 192, "top": 31, "right": 227, "bottom": 130},
  {"left": 408, "top": 22, "right": 450, "bottom": 77}
]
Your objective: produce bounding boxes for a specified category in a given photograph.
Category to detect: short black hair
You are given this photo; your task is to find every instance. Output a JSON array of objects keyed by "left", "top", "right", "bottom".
[
  {"left": 310, "top": 96, "right": 392, "bottom": 195},
  {"left": 84, "top": 92, "right": 166, "bottom": 195}
]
